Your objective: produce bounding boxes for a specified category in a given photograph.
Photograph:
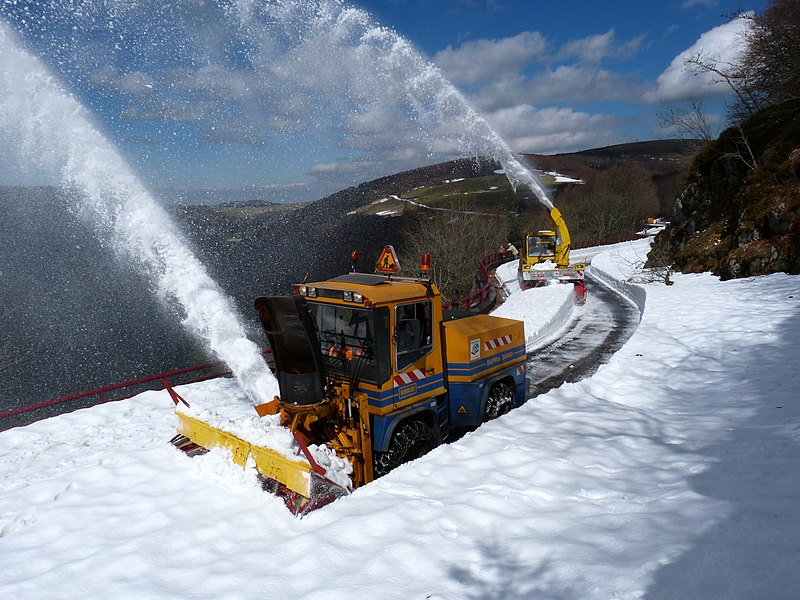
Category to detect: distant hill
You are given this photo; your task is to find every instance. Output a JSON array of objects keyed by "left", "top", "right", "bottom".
[
  {"left": 521, "top": 139, "right": 702, "bottom": 216},
  {"left": 167, "top": 157, "right": 502, "bottom": 314},
  {"left": 531, "top": 139, "right": 702, "bottom": 163},
  {"left": 170, "top": 141, "right": 701, "bottom": 313}
]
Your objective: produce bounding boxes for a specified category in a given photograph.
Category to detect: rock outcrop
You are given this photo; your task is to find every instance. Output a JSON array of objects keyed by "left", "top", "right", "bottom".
[{"left": 651, "top": 101, "right": 800, "bottom": 279}]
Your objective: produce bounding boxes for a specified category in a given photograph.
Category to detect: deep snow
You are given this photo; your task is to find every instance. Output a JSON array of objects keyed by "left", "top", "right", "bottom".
[{"left": 1, "top": 239, "right": 799, "bottom": 599}]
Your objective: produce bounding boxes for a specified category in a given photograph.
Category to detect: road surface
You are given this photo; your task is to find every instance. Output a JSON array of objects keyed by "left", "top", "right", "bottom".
[{"left": 526, "top": 275, "right": 640, "bottom": 397}]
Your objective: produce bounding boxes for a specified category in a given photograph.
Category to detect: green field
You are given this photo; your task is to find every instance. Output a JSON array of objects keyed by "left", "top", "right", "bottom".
[{"left": 355, "top": 172, "right": 561, "bottom": 218}]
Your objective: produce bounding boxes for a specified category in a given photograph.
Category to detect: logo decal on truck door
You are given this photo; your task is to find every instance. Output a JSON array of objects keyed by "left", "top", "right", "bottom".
[{"left": 469, "top": 338, "right": 480, "bottom": 361}]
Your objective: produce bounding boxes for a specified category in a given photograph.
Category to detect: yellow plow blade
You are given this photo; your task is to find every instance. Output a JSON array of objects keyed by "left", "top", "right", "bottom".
[{"left": 176, "top": 412, "right": 312, "bottom": 498}]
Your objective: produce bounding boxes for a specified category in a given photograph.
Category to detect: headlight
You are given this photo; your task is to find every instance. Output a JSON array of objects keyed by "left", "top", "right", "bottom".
[
  {"left": 298, "top": 285, "right": 307, "bottom": 296},
  {"left": 308, "top": 287, "right": 317, "bottom": 298},
  {"left": 343, "top": 290, "right": 353, "bottom": 302},
  {"left": 353, "top": 292, "right": 363, "bottom": 303}
]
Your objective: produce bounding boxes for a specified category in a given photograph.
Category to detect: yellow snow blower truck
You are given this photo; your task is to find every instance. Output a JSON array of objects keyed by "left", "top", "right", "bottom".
[
  {"left": 518, "top": 206, "right": 586, "bottom": 301},
  {"left": 172, "top": 247, "right": 527, "bottom": 514}
]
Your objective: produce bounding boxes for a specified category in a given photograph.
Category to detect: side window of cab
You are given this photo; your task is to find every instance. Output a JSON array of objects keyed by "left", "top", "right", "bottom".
[{"left": 395, "top": 301, "right": 433, "bottom": 371}]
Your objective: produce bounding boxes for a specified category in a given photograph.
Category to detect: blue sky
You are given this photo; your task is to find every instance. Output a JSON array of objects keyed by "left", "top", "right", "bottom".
[{"left": 0, "top": 0, "right": 766, "bottom": 202}]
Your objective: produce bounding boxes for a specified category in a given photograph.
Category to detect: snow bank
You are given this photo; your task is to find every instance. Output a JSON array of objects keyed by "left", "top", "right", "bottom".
[
  {"left": 491, "top": 283, "right": 576, "bottom": 351},
  {"left": 587, "top": 240, "right": 651, "bottom": 316},
  {"left": 176, "top": 379, "right": 294, "bottom": 452},
  {"left": 494, "top": 258, "right": 578, "bottom": 350}
]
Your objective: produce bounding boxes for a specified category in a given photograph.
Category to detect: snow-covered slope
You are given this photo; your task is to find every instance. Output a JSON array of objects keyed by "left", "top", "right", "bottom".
[{"left": 2, "top": 240, "right": 799, "bottom": 599}]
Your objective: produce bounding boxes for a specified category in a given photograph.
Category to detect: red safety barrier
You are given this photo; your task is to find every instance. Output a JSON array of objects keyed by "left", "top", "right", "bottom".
[
  {"left": 0, "top": 362, "right": 228, "bottom": 421},
  {"left": 0, "top": 349, "right": 273, "bottom": 427},
  {"left": 442, "top": 250, "right": 513, "bottom": 312}
]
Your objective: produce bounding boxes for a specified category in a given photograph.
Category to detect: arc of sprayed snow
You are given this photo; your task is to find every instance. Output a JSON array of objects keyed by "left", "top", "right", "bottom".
[
  {"left": 0, "top": 21, "right": 278, "bottom": 406},
  {"left": 231, "top": 0, "right": 554, "bottom": 211}
]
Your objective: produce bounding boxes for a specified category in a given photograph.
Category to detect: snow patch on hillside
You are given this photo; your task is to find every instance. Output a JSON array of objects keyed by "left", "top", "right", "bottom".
[{"left": 545, "top": 170, "right": 584, "bottom": 184}]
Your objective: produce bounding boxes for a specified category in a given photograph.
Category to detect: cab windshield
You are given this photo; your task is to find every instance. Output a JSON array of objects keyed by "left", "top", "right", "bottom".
[
  {"left": 306, "top": 302, "right": 391, "bottom": 385},
  {"left": 527, "top": 235, "right": 556, "bottom": 257}
]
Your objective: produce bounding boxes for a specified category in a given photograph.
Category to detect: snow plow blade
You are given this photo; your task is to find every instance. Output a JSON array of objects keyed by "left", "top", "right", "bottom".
[{"left": 173, "top": 412, "right": 349, "bottom": 515}]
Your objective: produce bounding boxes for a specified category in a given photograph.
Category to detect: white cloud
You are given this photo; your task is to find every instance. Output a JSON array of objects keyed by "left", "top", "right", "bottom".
[
  {"left": 121, "top": 98, "right": 213, "bottom": 123},
  {"left": 644, "top": 15, "right": 752, "bottom": 104},
  {"left": 531, "top": 65, "right": 643, "bottom": 104},
  {"left": 433, "top": 31, "right": 547, "bottom": 85},
  {"left": 88, "top": 65, "right": 118, "bottom": 86},
  {"left": 202, "top": 121, "right": 266, "bottom": 145},
  {"left": 346, "top": 27, "right": 648, "bottom": 162},
  {"left": 485, "top": 104, "right": 622, "bottom": 154},
  {"left": 170, "top": 65, "right": 257, "bottom": 101},
  {"left": 310, "top": 162, "right": 343, "bottom": 174},
  {"left": 116, "top": 72, "right": 155, "bottom": 96},
  {"left": 309, "top": 160, "right": 385, "bottom": 185},
  {"left": 434, "top": 29, "right": 645, "bottom": 112},
  {"left": 557, "top": 30, "right": 644, "bottom": 64},
  {"left": 88, "top": 66, "right": 154, "bottom": 96},
  {"left": 466, "top": 64, "right": 643, "bottom": 113}
]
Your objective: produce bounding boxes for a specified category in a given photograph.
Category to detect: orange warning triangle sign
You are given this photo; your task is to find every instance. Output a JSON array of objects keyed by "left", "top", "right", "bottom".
[{"left": 375, "top": 245, "right": 401, "bottom": 274}]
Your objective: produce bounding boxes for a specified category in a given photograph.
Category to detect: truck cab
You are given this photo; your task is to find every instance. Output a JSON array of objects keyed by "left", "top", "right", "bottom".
[{"left": 524, "top": 230, "right": 560, "bottom": 266}]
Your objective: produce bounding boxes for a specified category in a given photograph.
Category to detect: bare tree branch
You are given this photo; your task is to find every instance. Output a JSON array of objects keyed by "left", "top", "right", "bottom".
[
  {"left": 683, "top": 2, "right": 800, "bottom": 124},
  {"left": 400, "top": 200, "right": 508, "bottom": 301},
  {"left": 658, "top": 97, "right": 717, "bottom": 142},
  {"left": 720, "top": 125, "right": 759, "bottom": 171}
]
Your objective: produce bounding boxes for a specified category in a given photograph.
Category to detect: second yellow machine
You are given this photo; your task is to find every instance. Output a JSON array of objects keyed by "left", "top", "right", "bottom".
[{"left": 519, "top": 206, "right": 586, "bottom": 301}]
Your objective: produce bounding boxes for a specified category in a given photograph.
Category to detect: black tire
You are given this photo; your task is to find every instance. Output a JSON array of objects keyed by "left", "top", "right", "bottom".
[
  {"left": 484, "top": 380, "right": 515, "bottom": 421},
  {"left": 374, "top": 419, "right": 437, "bottom": 478}
]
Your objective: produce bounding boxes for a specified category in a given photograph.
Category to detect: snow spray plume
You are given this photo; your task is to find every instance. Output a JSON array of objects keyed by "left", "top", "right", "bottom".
[
  {"left": 0, "top": 22, "right": 278, "bottom": 405},
  {"left": 230, "top": 0, "right": 553, "bottom": 209}
]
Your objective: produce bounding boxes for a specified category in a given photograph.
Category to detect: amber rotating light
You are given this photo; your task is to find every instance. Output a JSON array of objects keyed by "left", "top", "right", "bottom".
[{"left": 420, "top": 253, "right": 432, "bottom": 276}]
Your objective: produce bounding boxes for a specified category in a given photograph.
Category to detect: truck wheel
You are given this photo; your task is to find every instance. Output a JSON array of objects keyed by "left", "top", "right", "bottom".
[
  {"left": 374, "top": 420, "right": 437, "bottom": 478},
  {"left": 485, "top": 381, "right": 514, "bottom": 421}
]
